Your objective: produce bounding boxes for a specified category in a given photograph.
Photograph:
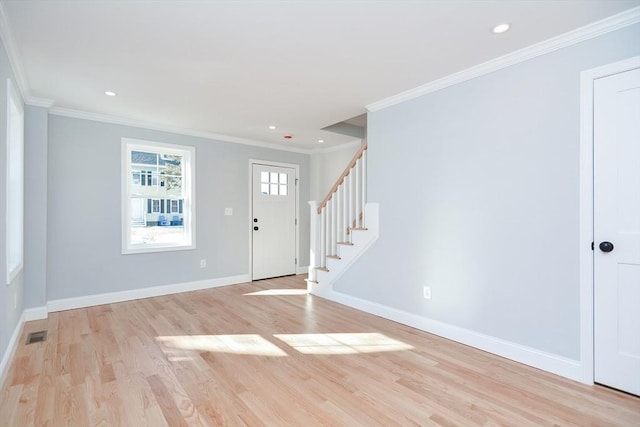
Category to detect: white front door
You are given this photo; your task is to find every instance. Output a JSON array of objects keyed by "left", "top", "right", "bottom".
[
  {"left": 131, "top": 198, "right": 146, "bottom": 226},
  {"left": 252, "top": 163, "right": 296, "bottom": 280},
  {"left": 594, "top": 67, "right": 640, "bottom": 396}
]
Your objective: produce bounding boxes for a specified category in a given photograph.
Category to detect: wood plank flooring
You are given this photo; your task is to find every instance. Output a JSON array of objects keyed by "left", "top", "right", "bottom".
[{"left": 1, "top": 275, "right": 638, "bottom": 426}]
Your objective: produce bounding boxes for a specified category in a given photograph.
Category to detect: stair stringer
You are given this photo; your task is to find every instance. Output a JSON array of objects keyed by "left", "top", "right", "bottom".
[{"left": 308, "top": 203, "right": 378, "bottom": 298}]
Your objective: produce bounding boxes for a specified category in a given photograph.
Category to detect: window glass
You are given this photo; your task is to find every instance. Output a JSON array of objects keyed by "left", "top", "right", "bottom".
[{"left": 122, "top": 139, "right": 195, "bottom": 254}]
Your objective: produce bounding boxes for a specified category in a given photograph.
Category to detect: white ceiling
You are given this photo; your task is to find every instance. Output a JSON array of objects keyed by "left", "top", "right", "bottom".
[{"left": 2, "top": 0, "right": 639, "bottom": 151}]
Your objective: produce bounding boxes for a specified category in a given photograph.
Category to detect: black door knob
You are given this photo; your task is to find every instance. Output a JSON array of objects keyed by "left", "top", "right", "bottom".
[
  {"left": 599, "top": 241, "right": 614, "bottom": 253},
  {"left": 254, "top": 218, "right": 258, "bottom": 222},
  {"left": 253, "top": 226, "right": 259, "bottom": 231}
]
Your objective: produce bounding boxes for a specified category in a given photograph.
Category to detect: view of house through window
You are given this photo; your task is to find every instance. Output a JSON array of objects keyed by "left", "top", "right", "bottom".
[{"left": 122, "top": 139, "right": 195, "bottom": 253}]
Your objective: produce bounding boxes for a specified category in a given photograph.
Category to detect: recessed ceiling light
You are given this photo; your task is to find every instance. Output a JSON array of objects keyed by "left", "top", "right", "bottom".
[
  {"left": 492, "top": 23, "right": 510, "bottom": 34},
  {"left": 105, "top": 91, "right": 117, "bottom": 96},
  {"left": 318, "top": 139, "right": 325, "bottom": 143},
  {"left": 268, "top": 125, "right": 276, "bottom": 130}
]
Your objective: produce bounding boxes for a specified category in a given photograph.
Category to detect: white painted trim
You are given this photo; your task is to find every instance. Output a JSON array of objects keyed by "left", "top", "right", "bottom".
[
  {"left": 0, "top": 311, "right": 25, "bottom": 389},
  {"left": 248, "top": 160, "right": 301, "bottom": 281},
  {"left": 6, "top": 78, "right": 24, "bottom": 285},
  {"left": 25, "top": 96, "right": 54, "bottom": 109},
  {"left": 578, "top": 56, "right": 640, "bottom": 386},
  {"left": 0, "top": 2, "right": 29, "bottom": 100},
  {"left": 47, "top": 274, "right": 250, "bottom": 313},
  {"left": 24, "top": 306, "right": 48, "bottom": 321},
  {"left": 319, "top": 290, "right": 583, "bottom": 382},
  {"left": 121, "top": 138, "right": 196, "bottom": 255},
  {"left": 50, "top": 107, "right": 313, "bottom": 154},
  {"left": 312, "top": 139, "right": 363, "bottom": 154},
  {"left": 296, "top": 265, "right": 309, "bottom": 275},
  {"left": 367, "top": 7, "right": 640, "bottom": 112},
  {"left": 310, "top": 203, "right": 379, "bottom": 294}
]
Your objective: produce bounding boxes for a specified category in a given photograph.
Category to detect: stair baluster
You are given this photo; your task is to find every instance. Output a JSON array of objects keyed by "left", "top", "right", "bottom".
[{"left": 311, "top": 143, "right": 368, "bottom": 283}]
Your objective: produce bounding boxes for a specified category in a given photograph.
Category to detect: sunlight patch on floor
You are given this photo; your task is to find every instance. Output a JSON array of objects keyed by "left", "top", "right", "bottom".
[
  {"left": 273, "top": 333, "right": 414, "bottom": 355},
  {"left": 244, "top": 289, "right": 308, "bottom": 296},
  {"left": 156, "top": 334, "right": 288, "bottom": 357}
]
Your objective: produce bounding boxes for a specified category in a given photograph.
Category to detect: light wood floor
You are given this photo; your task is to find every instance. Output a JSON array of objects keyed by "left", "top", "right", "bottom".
[{"left": 1, "top": 275, "right": 639, "bottom": 426}]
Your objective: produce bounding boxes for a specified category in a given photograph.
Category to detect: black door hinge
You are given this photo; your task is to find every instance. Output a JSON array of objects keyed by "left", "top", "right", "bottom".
[{"left": 591, "top": 241, "right": 594, "bottom": 251}]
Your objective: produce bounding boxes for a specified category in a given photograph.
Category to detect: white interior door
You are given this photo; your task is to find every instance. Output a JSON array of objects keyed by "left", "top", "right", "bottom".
[
  {"left": 594, "top": 67, "right": 640, "bottom": 396},
  {"left": 252, "top": 163, "right": 296, "bottom": 280}
]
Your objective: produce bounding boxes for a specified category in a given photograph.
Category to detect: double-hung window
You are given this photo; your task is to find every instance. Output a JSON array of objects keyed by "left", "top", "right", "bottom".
[{"left": 122, "top": 138, "right": 195, "bottom": 253}]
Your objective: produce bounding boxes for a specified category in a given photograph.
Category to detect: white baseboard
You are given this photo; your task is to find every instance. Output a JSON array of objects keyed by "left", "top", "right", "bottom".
[
  {"left": 296, "top": 265, "right": 309, "bottom": 275},
  {"left": 47, "top": 274, "right": 251, "bottom": 313},
  {"left": 2, "top": 274, "right": 252, "bottom": 388},
  {"left": 321, "top": 289, "right": 584, "bottom": 383},
  {"left": 24, "top": 306, "right": 48, "bottom": 321},
  {"left": 0, "top": 311, "right": 25, "bottom": 389}
]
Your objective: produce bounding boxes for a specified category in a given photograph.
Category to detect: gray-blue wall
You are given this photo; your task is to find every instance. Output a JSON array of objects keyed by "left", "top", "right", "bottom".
[
  {"left": 24, "top": 105, "right": 48, "bottom": 309},
  {"left": 45, "top": 115, "right": 310, "bottom": 300},
  {"left": 334, "top": 24, "right": 640, "bottom": 360}
]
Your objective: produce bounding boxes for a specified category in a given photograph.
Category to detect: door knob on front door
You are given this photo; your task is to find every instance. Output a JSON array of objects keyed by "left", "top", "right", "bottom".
[
  {"left": 599, "top": 241, "right": 614, "bottom": 252},
  {"left": 253, "top": 226, "right": 259, "bottom": 231}
]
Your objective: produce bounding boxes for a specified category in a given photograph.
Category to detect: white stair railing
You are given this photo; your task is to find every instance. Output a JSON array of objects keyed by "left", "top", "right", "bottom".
[{"left": 308, "top": 143, "right": 368, "bottom": 283}]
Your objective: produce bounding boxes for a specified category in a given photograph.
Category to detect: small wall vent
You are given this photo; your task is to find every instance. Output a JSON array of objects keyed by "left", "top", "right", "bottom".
[{"left": 26, "top": 331, "right": 47, "bottom": 345}]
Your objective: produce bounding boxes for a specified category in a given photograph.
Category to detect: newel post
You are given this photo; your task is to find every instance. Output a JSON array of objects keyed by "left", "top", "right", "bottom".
[{"left": 308, "top": 201, "right": 321, "bottom": 284}]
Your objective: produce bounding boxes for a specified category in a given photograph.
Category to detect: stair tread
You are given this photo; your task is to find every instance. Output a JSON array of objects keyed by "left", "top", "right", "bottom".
[
  {"left": 326, "top": 255, "right": 341, "bottom": 259},
  {"left": 315, "top": 267, "right": 329, "bottom": 272},
  {"left": 337, "top": 242, "right": 354, "bottom": 246},
  {"left": 304, "top": 279, "right": 319, "bottom": 284},
  {"left": 349, "top": 227, "right": 368, "bottom": 231}
]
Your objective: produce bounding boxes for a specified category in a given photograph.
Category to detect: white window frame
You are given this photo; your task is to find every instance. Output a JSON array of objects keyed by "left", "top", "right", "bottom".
[
  {"left": 151, "top": 198, "right": 161, "bottom": 214},
  {"left": 169, "top": 199, "right": 180, "bottom": 214},
  {"left": 121, "top": 138, "right": 196, "bottom": 254},
  {"left": 6, "top": 79, "right": 24, "bottom": 284}
]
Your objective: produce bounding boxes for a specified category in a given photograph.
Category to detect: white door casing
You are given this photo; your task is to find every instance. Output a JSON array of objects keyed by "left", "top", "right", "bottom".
[
  {"left": 593, "top": 67, "right": 640, "bottom": 396},
  {"left": 251, "top": 163, "right": 297, "bottom": 280}
]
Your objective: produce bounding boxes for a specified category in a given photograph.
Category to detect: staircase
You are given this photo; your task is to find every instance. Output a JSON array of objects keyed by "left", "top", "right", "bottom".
[
  {"left": 307, "top": 143, "right": 379, "bottom": 297},
  {"left": 131, "top": 218, "right": 146, "bottom": 227}
]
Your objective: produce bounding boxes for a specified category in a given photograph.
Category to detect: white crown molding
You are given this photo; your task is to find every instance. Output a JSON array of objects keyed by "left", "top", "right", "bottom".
[
  {"left": 0, "top": 1, "right": 30, "bottom": 100},
  {"left": 25, "top": 96, "right": 54, "bottom": 109},
  {"left": 313, "top": 138, "right": 363, "bottom": 154},
  {"left": 366, "top": 6, "right": 640, "bottom": 112},
  {"left": 49, "top": 106, "right": 314, "bottom": 154}
]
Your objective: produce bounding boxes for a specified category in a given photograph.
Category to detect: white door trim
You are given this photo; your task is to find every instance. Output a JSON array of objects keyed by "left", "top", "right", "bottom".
[
  {"left": 248, "top": 159, "right": 300, "bottom": 280},
  {"left": 579, "top": 56, "right": 640, "bottom": 385}
]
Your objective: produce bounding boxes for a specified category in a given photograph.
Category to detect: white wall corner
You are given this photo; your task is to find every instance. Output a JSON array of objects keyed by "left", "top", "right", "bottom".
[
  {"left": 0, "top": 311, "right": 25, "bottom": 389},
  {"left": 0, "top": 1, "right": 30, "bottom": 100}
]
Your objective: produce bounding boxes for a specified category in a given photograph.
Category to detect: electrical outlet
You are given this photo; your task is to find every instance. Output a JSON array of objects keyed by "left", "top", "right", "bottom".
[
  {"left": 423, "top": 286, "right": 431, "bottom": 299},
  {"left": 200, "top": 259, "right": 207, "bottom": 268},
  {"left": 224, "top": 208, "right": 233, "bottom": 216}
]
